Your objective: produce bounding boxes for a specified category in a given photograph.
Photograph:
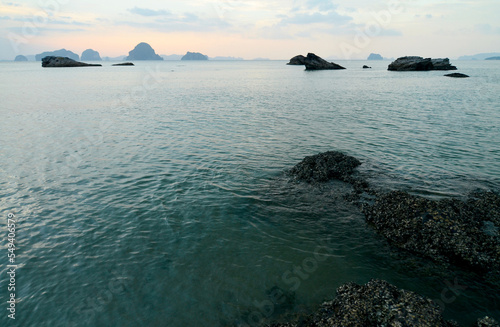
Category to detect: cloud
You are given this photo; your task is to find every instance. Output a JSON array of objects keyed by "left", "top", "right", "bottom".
[
  {"left": 474, "top": 23, "right": 500, "bottom": 35},
  {"left": 280, "top": 11, "right": 352, "bottom": 26},
  {"left": 306, "top": 0, "right": 338, "bottom": 12},
  {"left": 128, "top": 7, "right": 170, "bottom": 17}
]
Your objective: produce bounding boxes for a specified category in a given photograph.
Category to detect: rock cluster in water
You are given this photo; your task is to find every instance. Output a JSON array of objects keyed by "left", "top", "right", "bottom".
[
  {"left": 266, "top": 279, "right": 498, "bottom": 327},
  {"left": 125, "top": 42, "right": 163, "bottom": 60},
  {"left": 41, "top": 56, "right": 102, "bottom": 67},
  {"left": 388, "top": 56, "right": 457, "bottom": 71},
  {"left": 283, "top": 151, "right": 500, "bottom": 325},
  {"left": 363, "top": 190, "right": 500, "bottom": 275}
]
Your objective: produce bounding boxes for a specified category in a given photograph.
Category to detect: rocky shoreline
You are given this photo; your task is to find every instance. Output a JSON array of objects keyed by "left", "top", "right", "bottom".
[{"left": 269, "top": 151, "right": 500, "bottom": 326}]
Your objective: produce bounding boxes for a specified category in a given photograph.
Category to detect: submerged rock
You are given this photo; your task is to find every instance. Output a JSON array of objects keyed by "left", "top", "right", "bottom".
[
  {"left": 304, "top": 53, "right": 345, "bottom": 70},
  {"left": 362, "top": 190, "right": 500, "bottom": 274},
  {"left": 475, "top": 316, "right": 500, "bottom": 327},
  {"left": 388, "top": 56, "right": 457, "bottom": 71},
  {"left": 445, "top": 73, "right": 469, "bottom": 78},
  {"left": 267, "top": 279, "right": 458, "bottom": 327},
  {"left": 287, "top": 55, "right": 306, "bottom": 65},
  {"left": 41, "top": 56, "right": 102, "bottom": 67}
]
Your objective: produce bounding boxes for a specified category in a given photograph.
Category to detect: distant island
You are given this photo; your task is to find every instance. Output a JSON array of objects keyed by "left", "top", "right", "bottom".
[
  {"left": 367, "top": 53, "right": 383, "bottom": 60},
  {"left": 14, "top": 55, "right": 28, "bottom": 62},
  {"left": 35, "top": 49, "right": 79, "bottom": 61},
  {"left": 125, "top": 42, "right": 163, "bottom": 60},
  {"left": 458, "top": 52, "right": 500, "bottom": 60},
  {"left": 161, "top": 54, "right": 183, "bottom": 60},
  {"left": 181, "top": 52, "right": 208, "bottom": 60},
  {"left": 485, "top": 56, "right": 500, "bottom": 60},
  {"left": 81, "top": 49, "right": 101, "bottom": 61},
  {"left": 211, "top": 56, "right": 244, "bottom": 61}
]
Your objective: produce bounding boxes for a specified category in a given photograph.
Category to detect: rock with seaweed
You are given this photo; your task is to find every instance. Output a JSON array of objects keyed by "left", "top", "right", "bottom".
[
  {"left": 266, "top": 279, "right": 460, "bottom": 327},
  {"left": 362, "top": 190, "right": 500, "bottom": 276}
]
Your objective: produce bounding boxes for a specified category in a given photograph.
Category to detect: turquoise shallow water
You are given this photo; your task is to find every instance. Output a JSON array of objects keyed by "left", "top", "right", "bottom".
[{"left": 1, "top": 60, "right": 500, "bottom": 326}]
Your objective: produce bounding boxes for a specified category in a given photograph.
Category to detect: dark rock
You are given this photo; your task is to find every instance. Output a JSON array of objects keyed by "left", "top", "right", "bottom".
[
  {"left": 181, "top": 51, "right": 208, "bottom": 60},
  {"left": 445, "top": 73, "right": 469, "bottom": 78},
  {"left": 14, "top": 55, "right": 28, "bottom": 61},
  {"left": 41, "top": 56, "right": 102, "bottom": 67},
  {"left": 485, "top": 57, "right": 500, "bottom": 60},
  {"left": 388, "top": 56, "right": 457, "bottom": 71},
  {"left": 367, "top": 53, "right": 383, "bottom": 60},
  {"left": 267, "top": 279, "right": 458, "bottom": 327},
  {"left": 287, "top": 55, "right": 306, "bottom": 65},
  {"left": 475, "top": 316, "right": 500, "bottom": 327},
  {"left": 36, "top": 49, "right": 79, "bottom": 61},
  {"left": 290, "top": 151, "right": 361, "bottom": 184},
  {"left": 362, "top": 65, "right": 371, "bottom": 69},
  {"left": 112, "top": 62, "right": 134, "bottom": 66},
  {"left": 362, "top": 190, "right": 500, "bottom": 274},
  {"left": 81, "top": 49, "right": 101, "bottom": 61},
  {"left": 125, "top": 42, "right": 163, "bottom": 60},
  {"left": 304, "top": 53, "right": 345, "bottom": 70}
]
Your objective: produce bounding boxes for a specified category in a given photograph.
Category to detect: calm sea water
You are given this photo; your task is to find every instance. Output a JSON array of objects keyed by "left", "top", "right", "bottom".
[{"left": 1, "top": 60, "right": 499, "bottom": 326}]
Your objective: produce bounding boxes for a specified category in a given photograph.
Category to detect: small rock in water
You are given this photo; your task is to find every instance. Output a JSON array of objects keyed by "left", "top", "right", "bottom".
[
  {"left": 289, "top": 151, "right": 361, "bottom": 184},
  {"left": 444, "top": 73, "right": 469, "bottom": 78},
  {"left": 304, "top": 53, "right": 345, "bottom": 70},
  {"left": 112, "top": 62, "right": 135, "bottom": 66}
]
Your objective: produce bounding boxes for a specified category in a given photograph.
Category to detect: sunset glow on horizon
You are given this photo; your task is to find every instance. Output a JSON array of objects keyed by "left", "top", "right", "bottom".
[{"left": 1, "top": 0, "right": 499, "bottom": 60}]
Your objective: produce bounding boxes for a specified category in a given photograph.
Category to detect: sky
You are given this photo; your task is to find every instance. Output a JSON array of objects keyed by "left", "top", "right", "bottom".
[{"left": 0, "top": 0, "right": 499, "bottom": 60}]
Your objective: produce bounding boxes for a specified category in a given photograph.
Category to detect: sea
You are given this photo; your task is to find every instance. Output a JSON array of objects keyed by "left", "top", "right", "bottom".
[{"left": 1, "top": 59, "right": 499, "bottom": 326}]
